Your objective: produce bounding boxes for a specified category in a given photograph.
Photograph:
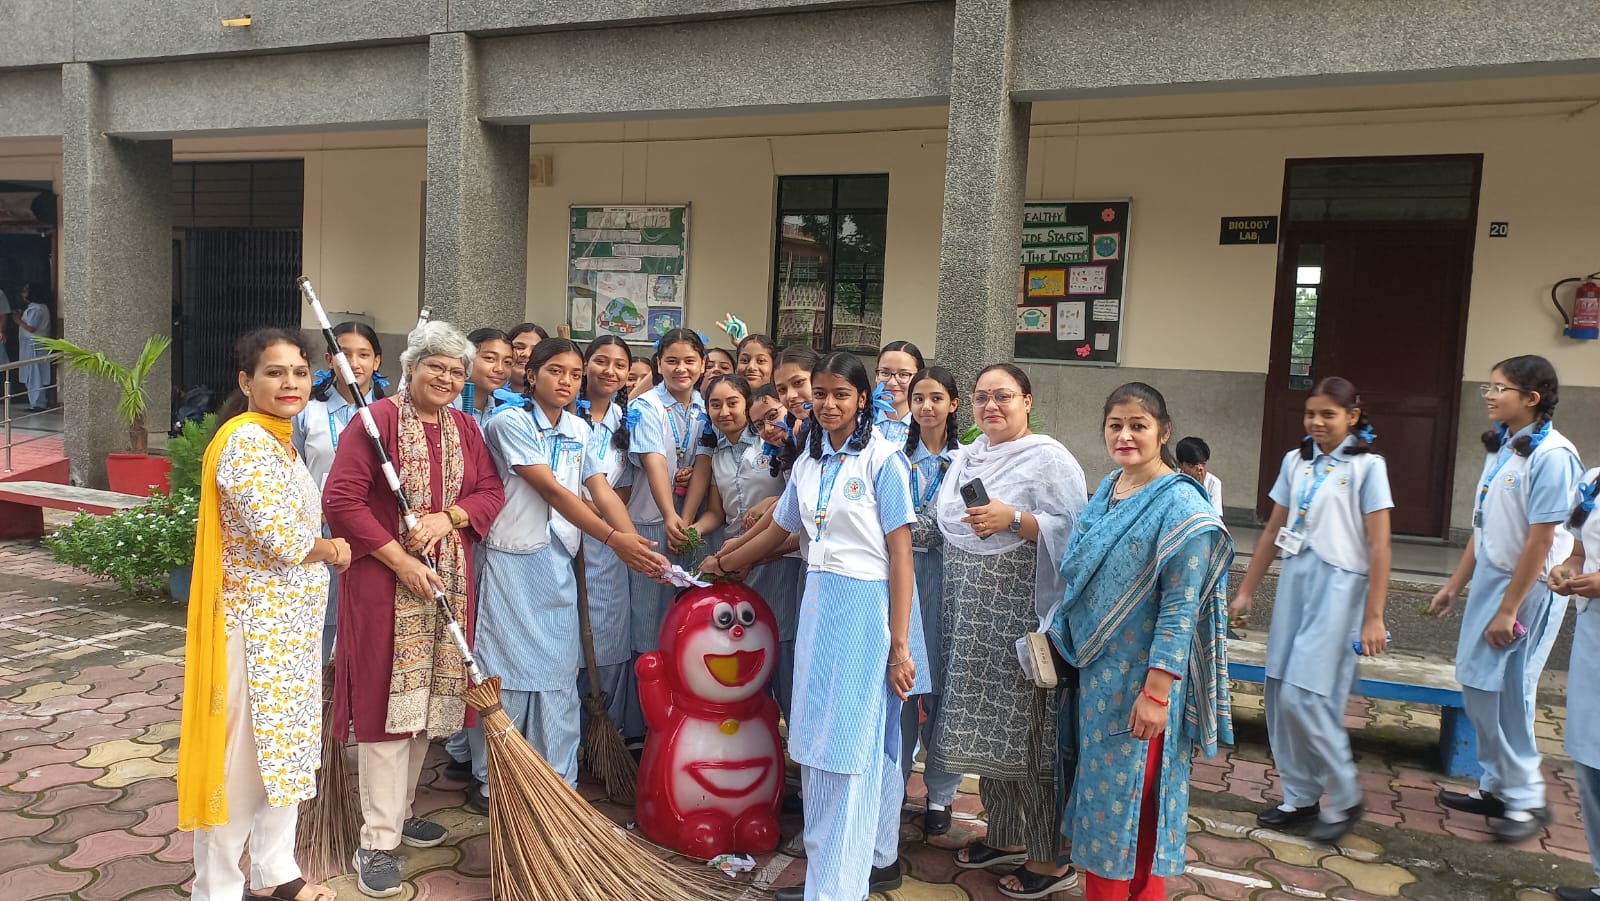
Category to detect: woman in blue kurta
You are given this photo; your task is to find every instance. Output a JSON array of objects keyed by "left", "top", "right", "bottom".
[
  {"left": 1047, "top": 382, "right": 1233, "bottom": 901},
  {"left": 703, "top": 352, "right": 929, "bottom": 901},
  {"left": 1549, "top": 470, "right": 1600, "bottom": 901},
  {"left": 575, "top": 336, "right": 643, "bottom": 739},
  {"left": 1229, "top": 377, "right": 1393, "bottom": 842},
  {"left": 471, "top": 339, "right": 668, "bottom": 806},
  {"left": 1430, "top": 355, "right": 1582, "bottom": 842}
]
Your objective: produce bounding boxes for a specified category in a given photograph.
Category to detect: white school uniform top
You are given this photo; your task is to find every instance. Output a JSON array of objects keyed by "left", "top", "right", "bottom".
[
  {"left": 712, "top": 429, "right": 787, "bottom": 538},
  {"left": 625, "top": 382, "right": 705, "bottom": 525},
  {"left": 1267, "top": 438, "right": 1393, "bottom": 574},
  {"left": 1204, "top": 472, "right": 1224, "bottom": 516},
  {"left": 1564, "top": 468, "right": 1600, "bottom": 769},
  {"left": 292, "top": 388, "right": 373, "bottom": 490},
  {"left": 584, "top": 401, "right": 633, "bottom": 492},
  {"left": 482, "top": 403, "right": 598, "bottom": 555},
  {"left": 775, "top": 431, "right": 913, "bottom": 581},
  {"left": 1474, "top": 424, "right": 1580, "bottom": 577}
]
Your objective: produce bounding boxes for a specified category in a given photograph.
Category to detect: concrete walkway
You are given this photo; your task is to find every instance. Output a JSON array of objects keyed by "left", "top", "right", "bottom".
[{"left": 0, "top": 536, "right": 1592, "bottom": 900}]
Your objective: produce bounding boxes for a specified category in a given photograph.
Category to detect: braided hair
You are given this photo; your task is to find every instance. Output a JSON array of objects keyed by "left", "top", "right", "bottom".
[
  {"left": 806, "top": 352, "right": 875, "bottom": 460},
  {"left": 1481, "top": 355, "right": 1559, "bottom": 458},
  {"left": 583, "top": 335, "right": 633, "bottom": 452},
  {"left": 1300, "top": 376, "right": 1376, "bottom": 460},
  {"left": 904, "top": 365, "right": 960, "bottom": 455},
  {"left": 312, "top": 321, "right": 387, "bottom": 402}
]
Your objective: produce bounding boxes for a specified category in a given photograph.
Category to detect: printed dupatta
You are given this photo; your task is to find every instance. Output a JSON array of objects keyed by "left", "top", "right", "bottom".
[{"left": 1047, "top": 473, "right": 1235, "bottom": 757}]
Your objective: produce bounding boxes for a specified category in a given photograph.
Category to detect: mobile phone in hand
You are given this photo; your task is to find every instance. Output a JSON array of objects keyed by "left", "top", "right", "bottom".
[{"left": 960, "top": 477, "right": 990, "bottom": 508}]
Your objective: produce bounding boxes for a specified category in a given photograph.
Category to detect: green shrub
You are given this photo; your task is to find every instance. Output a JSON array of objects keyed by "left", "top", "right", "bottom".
[
  {"left": 45, "top": 490, "right": 198, "bottom": 598},
  {"left": 166, "top": 414, "right": 218, "bottom": 496},
  {"left": 960, "top": 411, "right": 1047, "bottom": 445}
]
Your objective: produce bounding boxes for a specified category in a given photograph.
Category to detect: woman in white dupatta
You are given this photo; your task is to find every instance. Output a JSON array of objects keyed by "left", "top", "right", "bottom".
[{"left": 930, "top": 363, "right": 1087, "bottom": 900}]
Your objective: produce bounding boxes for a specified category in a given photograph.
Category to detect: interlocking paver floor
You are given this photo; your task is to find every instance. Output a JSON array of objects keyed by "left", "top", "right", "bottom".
[{"left": 0, "top": 535, "right": 1594, "bottom": 900}]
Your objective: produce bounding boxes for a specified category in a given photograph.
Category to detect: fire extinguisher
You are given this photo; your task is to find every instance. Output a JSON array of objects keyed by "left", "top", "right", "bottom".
[{"left": 1554, "top": 271, "right": 1600, "bottom": 340}]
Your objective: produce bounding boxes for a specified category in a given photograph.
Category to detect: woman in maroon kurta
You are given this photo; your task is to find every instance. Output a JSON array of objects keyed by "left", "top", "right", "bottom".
[{"left": 323, "top": 322, "right": 503, "bottom": 897}]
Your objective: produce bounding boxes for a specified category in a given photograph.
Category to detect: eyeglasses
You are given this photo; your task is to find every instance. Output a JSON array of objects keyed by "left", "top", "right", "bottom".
[
  {"left": 418, "top": 360, "right": 468, "bottom": 381},
  {"left": 875, "top": 369, "right": 916, "bottom": 383},
  {"left": 972, "top": 390, "right": 1021, "bottom": 408},
  {"left": 1479, "top": 383, "right": 1527, "bottom": 398}
]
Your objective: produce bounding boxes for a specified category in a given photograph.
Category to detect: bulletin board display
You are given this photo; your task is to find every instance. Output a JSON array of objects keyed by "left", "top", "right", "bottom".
[
  {"left": 566, "top": 205, "right": 689, "bottom": 346},
  {"left": 1015, "top": 200, "right": 1130, "bottom": 366}
]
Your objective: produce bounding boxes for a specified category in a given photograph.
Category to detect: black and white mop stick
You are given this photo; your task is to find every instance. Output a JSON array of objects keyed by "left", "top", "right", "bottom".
[{"left": 296, "top": 275, "right": 484, "bottom": 685}]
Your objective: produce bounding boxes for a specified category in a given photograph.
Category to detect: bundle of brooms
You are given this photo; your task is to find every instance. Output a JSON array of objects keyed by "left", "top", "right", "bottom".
[
  {"left": 295, "top": 663, "right": 359, "bottom": 882},
  {"left": 575, "top": 546, "right": 639, "bottom": 805},
  {"left": 296, "top": 276, "right": 768, "bottom": 900}
]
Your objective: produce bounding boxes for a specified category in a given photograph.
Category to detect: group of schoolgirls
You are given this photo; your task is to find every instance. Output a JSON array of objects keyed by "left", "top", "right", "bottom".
[{"left": 1231, "top": 355, "right": 1600, "bottom": 897}]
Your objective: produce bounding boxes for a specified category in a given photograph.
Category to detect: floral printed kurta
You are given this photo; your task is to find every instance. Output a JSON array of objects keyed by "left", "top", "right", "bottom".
[{"left": 216, "top": 423, "right": 328, "bottom": 807}]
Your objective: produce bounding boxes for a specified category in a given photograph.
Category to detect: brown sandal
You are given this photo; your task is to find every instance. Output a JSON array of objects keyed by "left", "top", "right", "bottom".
[{"left": 247, "top": 878, "right": 336, "bottom": 901}]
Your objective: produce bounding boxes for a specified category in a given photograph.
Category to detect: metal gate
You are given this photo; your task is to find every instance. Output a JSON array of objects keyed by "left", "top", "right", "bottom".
[{"left": 177, "top": 227, "right": 303, "bottom": 395}]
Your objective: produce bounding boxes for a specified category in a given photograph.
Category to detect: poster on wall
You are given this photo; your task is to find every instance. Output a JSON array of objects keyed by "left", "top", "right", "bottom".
[
  {"left": 1016, "top": 200, "right": 1130, "bottom": 365},
  {"left": 567, "top": 205, "right": 689, "bottom": 345}
]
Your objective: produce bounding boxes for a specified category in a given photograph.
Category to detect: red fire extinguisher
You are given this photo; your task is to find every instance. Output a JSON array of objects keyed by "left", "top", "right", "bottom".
[{"left": 1556, "top": 271, "right": 1600, "bottom": 340}]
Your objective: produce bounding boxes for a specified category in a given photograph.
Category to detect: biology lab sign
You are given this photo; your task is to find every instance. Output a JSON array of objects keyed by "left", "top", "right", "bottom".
[{"left": 1218, "top": 216, "right": 1279, "bottom": 245}]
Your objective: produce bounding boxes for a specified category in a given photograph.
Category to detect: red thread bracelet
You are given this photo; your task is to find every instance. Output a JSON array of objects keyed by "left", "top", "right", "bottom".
[{"left": 1141, "top": 687, "right": 1170, "bottom": 707}]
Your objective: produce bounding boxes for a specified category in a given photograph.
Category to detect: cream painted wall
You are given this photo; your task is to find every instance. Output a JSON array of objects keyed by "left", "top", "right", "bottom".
[{"left": 526, "top": 108, "right": 949, "bottom": 348}]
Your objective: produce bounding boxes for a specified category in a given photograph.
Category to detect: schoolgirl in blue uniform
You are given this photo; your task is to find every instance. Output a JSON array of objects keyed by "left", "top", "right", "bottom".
[
  {"left": 471, "top": 339, "right": 668, "bottom": 804},
  {"left": 704, "top": 352, "right": 929, "bottom": 901},
  {"left": 687, "top": 374, "right": 805, "bottom": 716},
  {"left": 459, "top": 328, "right": 513, "bottom": 429},
  {"left": 1431, "top": 355, "right": 1582, "bottom": 842},
  {"left": 900, "top": 366, "right": 964, "bottom": 836},
  {"left": 1229, "top": 377, "right": 1394, "bottom": 842},
  {"left": 1549, "top": 471, "right": 1600, "bottom": 900},
  {"left": 626, "top": 328, "right": 708, "bottom": 657},
  {"left": 872, "top": 341, "right": 924, "bottom": 445},
  {"left": 574, "top": 336, "right": 642, "bottom": 738}
]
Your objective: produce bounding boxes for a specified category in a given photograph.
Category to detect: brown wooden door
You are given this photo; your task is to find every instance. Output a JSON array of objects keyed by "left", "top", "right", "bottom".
[{"left": 1258, "top": 223, "right": 1474, "bottom": 537}]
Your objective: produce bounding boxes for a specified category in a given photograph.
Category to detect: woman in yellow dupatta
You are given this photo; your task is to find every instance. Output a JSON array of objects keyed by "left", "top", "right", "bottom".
[{"left": 177, "top": 328, "right": 351, "bottom": 901}]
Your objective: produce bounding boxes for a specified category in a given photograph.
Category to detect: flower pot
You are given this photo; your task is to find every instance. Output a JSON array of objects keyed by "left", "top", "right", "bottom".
[
  {"left": 106, "top": 453, "right": 171, "bottom": 496},
  {"left": 169, "top": 564, "right": 193, "bottom": 604}
]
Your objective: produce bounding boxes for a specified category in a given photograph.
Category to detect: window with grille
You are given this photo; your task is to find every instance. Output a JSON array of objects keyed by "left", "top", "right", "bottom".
[{"left": 771, "top": 175, "right": 888, "bottom": 353}]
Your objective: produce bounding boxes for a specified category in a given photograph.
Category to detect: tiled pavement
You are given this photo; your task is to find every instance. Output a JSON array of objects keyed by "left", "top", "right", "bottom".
[{"left": 0, "top": 536, "right": 1595, "bottom": 900}]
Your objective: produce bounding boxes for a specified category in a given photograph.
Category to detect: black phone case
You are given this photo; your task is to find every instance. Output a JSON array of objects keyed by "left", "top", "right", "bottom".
[{"left": 960, "top": 477, "right": 989, "bottom": 507}]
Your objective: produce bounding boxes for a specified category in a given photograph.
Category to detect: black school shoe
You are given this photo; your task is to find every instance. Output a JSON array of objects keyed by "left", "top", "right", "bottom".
[
  {"left": 1307, "top": 804, "right": 1363, "bottom": 843},
  {"left": 923, "top": 806, "right": 952, "bottom": 836},
  {"left": 1493, "top": 807, "right": 1552, "bottom": 843},
  {"left": 1256, "top": 802, "right": 1320, "bottom": 829},
  {"left": 772, "top": 861, "right": 902, "bottom": 900},
  {"left": 1554, "top": 887, "right": 1600, "bottom": 901},
  {"left": 1438, "top": 788, "right": 1506, "bottom": 817}
]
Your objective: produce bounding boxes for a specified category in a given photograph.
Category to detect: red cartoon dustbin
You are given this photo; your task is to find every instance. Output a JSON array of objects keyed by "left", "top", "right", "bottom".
[{"left": 634, "top": 582, "right": 783, "bottom": 859}]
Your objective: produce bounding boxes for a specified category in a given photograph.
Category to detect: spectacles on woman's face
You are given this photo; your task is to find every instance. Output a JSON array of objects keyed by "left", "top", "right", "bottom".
[
  {"left": 1480, "top": 383, "right": 1527, "bottom": 398},
  {"left": 418, "top": 359, "right": 467, "bottom": 382},
  {"left": 875, "top": 368, "right": 916, "bottom": 384},
  {"left": 972, "top": 390, "right": 1020, "bottom": 408}
]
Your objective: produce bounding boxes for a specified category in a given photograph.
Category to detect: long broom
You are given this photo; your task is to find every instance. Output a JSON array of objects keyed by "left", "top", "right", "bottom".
[
  {"left": 298, "top": 277, "right": 763, "bottom": 900},
  {"left": 575, "top": 545, "right": 639, "bottom": 804}
]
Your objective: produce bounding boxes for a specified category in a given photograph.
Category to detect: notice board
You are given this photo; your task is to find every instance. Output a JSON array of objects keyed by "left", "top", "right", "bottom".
[
  {"left": 566, "top": 205, "right": 689, "bottom": 346},
  {"left": 1015, "top": 200, "right": 1130, "bottom": 365}
]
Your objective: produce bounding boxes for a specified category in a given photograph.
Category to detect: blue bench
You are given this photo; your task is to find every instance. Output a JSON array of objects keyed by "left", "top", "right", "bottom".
[{"left": 1227, "top": 639, "right": 1480, "bottom": 778}]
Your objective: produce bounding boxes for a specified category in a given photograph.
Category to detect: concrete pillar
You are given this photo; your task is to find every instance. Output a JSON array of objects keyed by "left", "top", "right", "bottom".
[
  {"left": 423, "top": 33, "right": 531, "bottom": 333},
  {"left": 61, "top": 63, "right": 173, "bottom": 488},
  {"left": 934, "top": 0, "right": 1030, "bottom": 403}
]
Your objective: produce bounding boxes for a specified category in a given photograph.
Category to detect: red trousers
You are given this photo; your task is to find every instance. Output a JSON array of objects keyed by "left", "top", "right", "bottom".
[{"left": 1082, "top": 735, "right": 1166, "bottom": 901}]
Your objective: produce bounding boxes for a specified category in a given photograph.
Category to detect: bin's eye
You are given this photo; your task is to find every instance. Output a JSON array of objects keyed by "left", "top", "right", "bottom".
[
  {"left": 713, "top": 602, "right": 735, "bottom": 629},
  {"left": 736, "top": 602, "right": 757, "bottom": 626}
]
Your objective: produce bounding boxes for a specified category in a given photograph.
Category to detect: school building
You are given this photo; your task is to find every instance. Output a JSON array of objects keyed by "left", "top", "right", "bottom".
[{"left": 1, "top": 1, "right": 1598, "bottom": 540}]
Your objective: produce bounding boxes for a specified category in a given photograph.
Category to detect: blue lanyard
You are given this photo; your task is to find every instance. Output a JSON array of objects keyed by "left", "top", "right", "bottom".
[
  {"left": 1290, "top": 455, "right": 1339, "bottom": 532},
  {"left": 910, "top": 458, "right": 945, "bottom": 514},
  {"left": 1477, "top": 447, "right": 1515, "bottom": 520},
  {"left": 666, "top": 402, "right": 699, "bottom": 469},
  {"left": 326, "top": 410, "right": 341, "bottom": 450},
  {"left": 811, "top": 454, "right": 848, "bottom": 540}
]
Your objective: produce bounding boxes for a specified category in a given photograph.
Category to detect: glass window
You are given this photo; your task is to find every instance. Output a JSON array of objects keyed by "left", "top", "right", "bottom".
[
  {"left": 772, "top": 175, "right": 889, "bottom": 352},
  {"left": 1286, "top": 157, "right": 1477, "bottom": 222},
  {"left": 1287, "top": 244, "right": 1324, "bottom": 391}
]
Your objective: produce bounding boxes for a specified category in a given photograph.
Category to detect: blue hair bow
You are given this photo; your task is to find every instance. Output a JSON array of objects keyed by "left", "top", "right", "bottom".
[
  {"left": 1581, "top": 479, "right": 1600, "bottom": 514},
  {"left": 373, "top": 371, "right": 390, "bottom": 389},
  {"left": 575, "top": 397, "right": 591, "bottom": 418},
  {"left": 312, "top": 369, "right": 335, "bottom": 391},
  {"left": 871, "top": 380, "right": 897, "bottom": 421},
  {"left": 1357, "top": 424, "right": 1377, "bottom": 443},
  {"left": 491, "top": 386, "right": 524, "bottom": 408},
  {"left": 625, "top": 405, "right": 643, "bottom": 430}
]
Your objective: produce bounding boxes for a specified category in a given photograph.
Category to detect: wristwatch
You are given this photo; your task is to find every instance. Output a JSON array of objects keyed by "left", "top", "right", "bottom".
[{"left": 1008, "top": 510, "right": 1023, "bottom": 533}]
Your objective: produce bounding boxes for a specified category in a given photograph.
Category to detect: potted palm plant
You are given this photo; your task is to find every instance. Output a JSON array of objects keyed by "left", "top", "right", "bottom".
[{"left": 34, "top": 334, "right": 173, "bottom": 496}]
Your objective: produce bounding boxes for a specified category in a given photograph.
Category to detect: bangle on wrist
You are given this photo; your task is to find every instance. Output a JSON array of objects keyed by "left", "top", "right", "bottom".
[
  {"left": 888, "top": 655, "right": 912, "bottom": 667},
  {"left": 604, "top": 527, "right": 617, "bottom": 546},
  {"left": 1141, "top": 687, "right": 1170, "bottom": 707}
]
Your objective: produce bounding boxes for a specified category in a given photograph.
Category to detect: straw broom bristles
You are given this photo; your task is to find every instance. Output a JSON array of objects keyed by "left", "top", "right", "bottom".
[
  {"left": 575, "top": 547, "right": 638, "bottom": 805},
  {"left": 296, "top": 663, "right": 360, "bottom": 882},
  {"left": 465, "top": 676, "right": 770, "bottom": 900}
]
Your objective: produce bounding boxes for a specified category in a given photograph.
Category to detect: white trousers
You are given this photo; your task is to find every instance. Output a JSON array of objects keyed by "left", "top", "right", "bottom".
[
  {"left": 358, "top": 733, "right": 430, "bottom": 851},
  {"left": 191, "top": 631, "right": 301, "bottom": 900}
]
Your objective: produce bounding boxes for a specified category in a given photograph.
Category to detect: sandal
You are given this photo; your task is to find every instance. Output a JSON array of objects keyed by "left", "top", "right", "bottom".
[
  {"left": 246, "top": 878, "right": 337, "bottom": 901},
  {"left": 954, "top": 842, "right": 1028, "bottom": 870},
  {"left": 998, "top": 866, "right": 1079, "bottom": 899}
]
